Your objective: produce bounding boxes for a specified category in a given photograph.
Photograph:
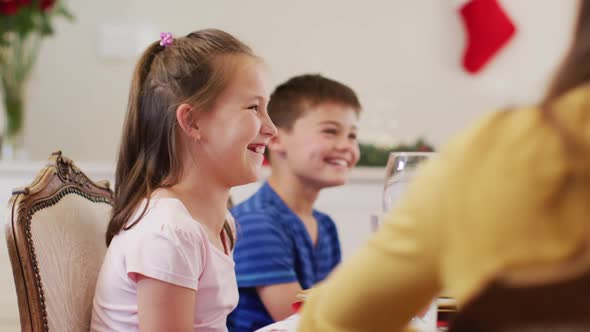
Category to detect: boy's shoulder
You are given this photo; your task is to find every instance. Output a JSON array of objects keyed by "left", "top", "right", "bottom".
[
  {"left": 231, "top": 183, "right": 300, "bottom": 229},
  {"left": 312, "top": 209, "right": 338, "bottom": 230},
  {"left": 231, "top": 183, "right": 281, "bottom": 216},
  {"left": 312, "top": 208, "right": 331, "bottom": 220},
  {"left": 231, "top": 194, "right": 282, "bottom": 224}
]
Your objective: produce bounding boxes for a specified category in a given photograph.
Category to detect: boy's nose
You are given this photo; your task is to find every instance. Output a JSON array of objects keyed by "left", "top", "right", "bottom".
[{"left": 335, "top": 137, "right": 355, "bottom": 151}]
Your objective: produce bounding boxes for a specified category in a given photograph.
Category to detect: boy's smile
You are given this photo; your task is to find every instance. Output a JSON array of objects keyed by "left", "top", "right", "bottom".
[{"left": 324, "top": 156, "right": 351, "bottom": 169}]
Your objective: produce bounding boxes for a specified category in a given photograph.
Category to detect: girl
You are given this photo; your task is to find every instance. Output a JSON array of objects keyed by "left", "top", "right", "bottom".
[{"left": 91, "top": 29, "right": 277, "bottom": 331}]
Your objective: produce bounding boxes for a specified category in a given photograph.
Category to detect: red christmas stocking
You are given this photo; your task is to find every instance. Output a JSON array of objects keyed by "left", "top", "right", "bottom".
[{"left": 457, "top": 0, "right": 516, "bottom": 74}]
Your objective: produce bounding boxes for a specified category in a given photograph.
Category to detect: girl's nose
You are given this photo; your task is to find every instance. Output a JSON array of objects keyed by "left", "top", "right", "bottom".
[{"left": 261, "top": 113, "right": 277, "bottom": 137}]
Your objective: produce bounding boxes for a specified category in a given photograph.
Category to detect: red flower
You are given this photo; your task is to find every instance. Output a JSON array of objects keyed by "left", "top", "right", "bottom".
[
  {"left": 39, "top": 0, "right": 54, "bottom": 11},
  {"left": 0, "top": 0, "right": 54, "bottom": 15},
  {"left": 0, "top": 0, "right": 34, "bottom": 15},
  {"left": 0, "top": 0, "right": 20, "bottom": 15}
]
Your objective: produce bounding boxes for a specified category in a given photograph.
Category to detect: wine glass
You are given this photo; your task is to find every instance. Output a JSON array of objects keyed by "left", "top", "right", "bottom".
[
  {"left": 382, "top": 152, "right": 437, "bottom": 331},
  {"left": 382, "top": 152, "right": 433, "bottom": 213}
]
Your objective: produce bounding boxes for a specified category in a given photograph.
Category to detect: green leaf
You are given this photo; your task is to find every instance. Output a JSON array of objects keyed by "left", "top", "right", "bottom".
[
  {"left": 0, "top": 15, "right": 18, "bottom": 33},
  {"left": 15, "top": 6, "right": 36, "bottom": 38},
  {"left": 53, "top": 2, "right": 75, "bottom": 21},
  {"left": 38, "top": 14, "right": 54, "bottom": 36}
]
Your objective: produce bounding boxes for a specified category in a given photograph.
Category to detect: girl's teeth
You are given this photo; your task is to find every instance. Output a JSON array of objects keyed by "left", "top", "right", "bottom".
[
  {"left": 329, "top": 159, "right": 347, "bottom": 166},
  {"left": 255, "top": 146, "right": 265, "bottom": 154}
]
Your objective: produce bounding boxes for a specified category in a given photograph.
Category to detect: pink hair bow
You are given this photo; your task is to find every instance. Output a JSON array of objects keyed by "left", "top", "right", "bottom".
[{"left": 159, "top": 32, "right": 173, "bottom": 47}]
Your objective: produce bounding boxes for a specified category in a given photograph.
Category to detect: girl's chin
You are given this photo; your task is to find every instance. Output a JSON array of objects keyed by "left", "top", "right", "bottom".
[
  {"left": 246, "top": 150, "right": 265, "bottom": 163},
  {"left": 233, "top": 167, "right": 262, "bottom": 186}
]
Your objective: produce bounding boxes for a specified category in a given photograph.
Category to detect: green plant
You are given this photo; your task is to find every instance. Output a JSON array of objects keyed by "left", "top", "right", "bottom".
[{"left": 357, "top": 138, "right": 435, "bottom": 167}]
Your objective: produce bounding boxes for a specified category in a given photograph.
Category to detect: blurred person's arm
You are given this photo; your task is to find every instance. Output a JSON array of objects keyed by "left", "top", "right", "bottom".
[{"left": 297, "top": 151, "right": 451, "bottom": 332}]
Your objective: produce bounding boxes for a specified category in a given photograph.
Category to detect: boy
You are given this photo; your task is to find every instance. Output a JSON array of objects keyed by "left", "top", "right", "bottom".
[{"left": 227, "top": 74, "right": 361, "bottom": 332}]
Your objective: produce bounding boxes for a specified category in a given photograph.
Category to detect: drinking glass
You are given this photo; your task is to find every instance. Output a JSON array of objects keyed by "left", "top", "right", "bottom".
[
  {"left": 382, "top": 152, "right": 433, "bottom": 213},
  {"left": 382, "top": 152, "right": 437, "bottom": 331}
]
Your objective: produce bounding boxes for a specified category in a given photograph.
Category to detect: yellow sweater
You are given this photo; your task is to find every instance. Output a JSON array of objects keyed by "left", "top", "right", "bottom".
[{"left": 297, "top": 85, "right": 590, "bottom": 332}]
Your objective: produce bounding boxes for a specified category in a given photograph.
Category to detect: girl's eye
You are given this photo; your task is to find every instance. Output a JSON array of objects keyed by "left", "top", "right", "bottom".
[
  {"left": 247, "top": 105, "right": 259, "bottom": 112},
  {"left": 349, "top": 133, "right": 357, "bottom": 140},
  {"left": 322, "top": 129, "right": 338, "bottom": 135}
]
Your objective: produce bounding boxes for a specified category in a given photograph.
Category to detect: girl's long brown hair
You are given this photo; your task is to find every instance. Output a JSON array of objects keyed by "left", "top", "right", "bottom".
[
  {"left": 539, "top": 1, "right": 590, "bottom": 153},
  {"left": 106, "top": 29, "right": 254, "bottom": 246},
  {"left": 543, "top": 1, "right": 590, "bottom": 104}
]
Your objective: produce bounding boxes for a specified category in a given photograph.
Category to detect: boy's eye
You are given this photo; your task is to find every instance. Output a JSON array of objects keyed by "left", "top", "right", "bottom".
[
  {"left": 349, "top": 133, "right": 357, "bottom": 140},
  {"left": 247, "top": 105, "right": 259, "bottom": 112}
]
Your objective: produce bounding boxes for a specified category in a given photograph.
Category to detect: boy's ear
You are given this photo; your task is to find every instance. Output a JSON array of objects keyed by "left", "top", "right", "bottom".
[{"left": 176, "top": 103, "right": 200, "bottom": 141}]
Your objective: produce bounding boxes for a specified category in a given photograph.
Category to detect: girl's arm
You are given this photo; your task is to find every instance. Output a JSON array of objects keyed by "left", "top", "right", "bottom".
[{"left": 137, "top": 275, "right": 196, "bottom": 332}]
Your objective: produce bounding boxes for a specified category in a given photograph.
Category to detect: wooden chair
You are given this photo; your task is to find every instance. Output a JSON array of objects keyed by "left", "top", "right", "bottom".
[
  {"left": 5, "top": 151, "right": 114, "bottom": 331},
  {"left": 449, "top": 256, "right": 590, "bottom": 332}
]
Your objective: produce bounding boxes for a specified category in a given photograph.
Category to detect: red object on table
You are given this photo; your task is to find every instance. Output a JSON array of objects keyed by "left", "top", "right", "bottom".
[{"left": 291, "top": 301, "right": 303, "bottom": 313}]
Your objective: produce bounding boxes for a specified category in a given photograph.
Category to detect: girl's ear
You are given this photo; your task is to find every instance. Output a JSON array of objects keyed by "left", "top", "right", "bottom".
[{"left": 176, "top": 103, "right": 200, "bottom": 141}]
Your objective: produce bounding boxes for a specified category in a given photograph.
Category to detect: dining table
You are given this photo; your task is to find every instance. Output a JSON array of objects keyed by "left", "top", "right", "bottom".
[{"left": 253, "top": 297, "right": 457, "bottom": 332}]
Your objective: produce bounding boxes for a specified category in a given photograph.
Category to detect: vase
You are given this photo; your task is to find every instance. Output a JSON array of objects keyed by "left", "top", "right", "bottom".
[{"left": 1, "top": 86, "right": 26, "bottom": 160}]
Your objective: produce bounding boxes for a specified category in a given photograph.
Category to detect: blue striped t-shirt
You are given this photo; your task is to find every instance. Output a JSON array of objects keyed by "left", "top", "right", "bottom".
[{"left": 227, "top": 182, "right": 341, "bottom": 332}]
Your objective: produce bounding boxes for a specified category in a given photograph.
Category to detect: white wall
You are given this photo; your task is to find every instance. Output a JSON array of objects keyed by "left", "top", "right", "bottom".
[{"left": 2, "top": 0, "right": 578, "bottom": 162}]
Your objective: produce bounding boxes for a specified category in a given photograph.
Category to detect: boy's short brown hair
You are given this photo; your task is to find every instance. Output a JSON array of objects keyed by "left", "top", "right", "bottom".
[{"left": 268, "top": 74, "right": 361, "bottom": 130}]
